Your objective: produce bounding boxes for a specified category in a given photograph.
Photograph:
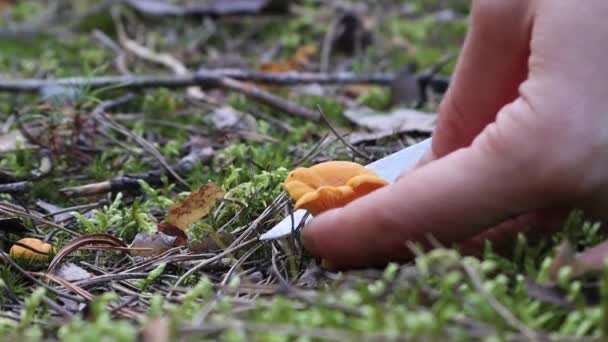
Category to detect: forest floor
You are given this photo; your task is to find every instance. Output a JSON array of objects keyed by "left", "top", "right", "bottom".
[{"left": 0, "top": 1, "right": 605, "bottom": 341}]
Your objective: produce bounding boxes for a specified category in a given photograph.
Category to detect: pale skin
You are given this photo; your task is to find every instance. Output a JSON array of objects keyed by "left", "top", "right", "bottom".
[{"left": 302, "top": 0, "right": 608, "bottom": 269}]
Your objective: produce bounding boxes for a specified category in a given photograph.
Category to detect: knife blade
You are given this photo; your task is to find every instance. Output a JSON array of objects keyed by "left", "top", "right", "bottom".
[{"left": 259, "top": 137, "right": 432, "bottom": 240}]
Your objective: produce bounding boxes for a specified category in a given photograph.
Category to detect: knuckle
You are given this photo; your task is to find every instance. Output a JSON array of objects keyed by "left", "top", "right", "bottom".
[{"left": 434, "top": 97, "right": 473, "bottom": 156}]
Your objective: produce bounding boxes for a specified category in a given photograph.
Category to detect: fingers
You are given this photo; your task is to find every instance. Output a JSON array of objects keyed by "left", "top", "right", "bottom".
[
  {"left": 302, "top": 135, "right": 543, "bottom": 269},
  {"left": 430, "top": 0, "right": 534, "bottom": 160}
]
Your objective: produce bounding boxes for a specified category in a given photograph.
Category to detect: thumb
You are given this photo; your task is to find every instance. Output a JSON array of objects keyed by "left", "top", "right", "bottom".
[{"left": 302, "top": 130, "right": 546, "bottom": 269}]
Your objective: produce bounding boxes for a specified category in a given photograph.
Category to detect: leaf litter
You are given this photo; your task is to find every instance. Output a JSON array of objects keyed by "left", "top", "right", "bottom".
[{"left": 1, "top": 1, "right": 606, "bottom": 340}]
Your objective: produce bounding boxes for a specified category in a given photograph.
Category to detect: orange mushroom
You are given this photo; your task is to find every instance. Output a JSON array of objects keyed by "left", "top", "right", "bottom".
[
  {"left": 9, "top": 238, "right": 52, "bottom": 262},
  {"left": 283, "top": 161, "right": 388, "bottom": 215}
]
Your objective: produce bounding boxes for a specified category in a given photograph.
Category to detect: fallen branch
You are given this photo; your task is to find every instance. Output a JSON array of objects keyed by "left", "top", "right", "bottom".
[
  {"left": 218, "top": 77, "right": 319, "bottom": 121},
  {"left": 0, "top": 69, "right": 447, "bottom": 91},
  {"left": 60, "top": 146, "right": 211, "bottom": 197},
  {"left": 0, "top": 181, "right": 31, "bottom": 194},
  {"left": 124, "top": 0, "right": 289, "bottom": 18}
]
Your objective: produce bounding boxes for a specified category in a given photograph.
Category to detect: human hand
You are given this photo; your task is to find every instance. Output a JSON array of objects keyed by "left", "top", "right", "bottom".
[{"left": 302, "top": 0, "right": 608, "bottom": 269}]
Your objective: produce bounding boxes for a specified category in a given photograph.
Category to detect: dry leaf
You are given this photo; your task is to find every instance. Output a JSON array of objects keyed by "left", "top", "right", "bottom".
[
  {"left": 344, "top": 106, "right": 437, "bottom": 133},
  {"left": 260, "top": 45, "right": 317, "bottom": 73},
  {"left": 36, "top": 200, "right": 73, "bottom": 222},
  {"left": 9, "top": 238, "right": 52, "bottom": 262},
  {"left": 212, "top": 106, "right": 257, "bottom": 132},
  {"left": 157, "top": 221, "right": 188, "bottom": 247},
  {"left": 55, "top": 263, "right": 92, "bottom": 282},
  {"left": 167, "top": 183, "right": 224, "bottom": 230},
  {"left": 129, "top": 232, "right": 177, "bottom": 257}
]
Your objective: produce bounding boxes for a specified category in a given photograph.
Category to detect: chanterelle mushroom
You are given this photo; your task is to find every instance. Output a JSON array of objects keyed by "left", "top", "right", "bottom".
[
  {"left": 283, "top": 161, "right": 388, "bottom": 215},
  {"left": 9, "top": 238, "right": 52, "bottom": 262}
]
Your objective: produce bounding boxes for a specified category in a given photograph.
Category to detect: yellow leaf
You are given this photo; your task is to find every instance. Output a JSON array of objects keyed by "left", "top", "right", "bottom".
[{"left": 167, "top": 183, "right": 224, "bottom": 230}]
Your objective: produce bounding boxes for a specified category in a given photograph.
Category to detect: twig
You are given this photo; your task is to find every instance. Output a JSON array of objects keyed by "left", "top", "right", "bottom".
[
  {"left": 113, "top": 16, "right": 321, "bottom": 121},
  {"left": 113, "top": 9, "right": 211, "bottom": 102},
  {"left": 320, "top": 16, "right": 340, "bottom": 72},
  {"left": 74, "top": 272, "right": 158, "bottom": 289},
  {"left": 60, "top": 149, "right": 205, "bottom": 197},
  {"left": 124, "top": 0, "right": 289, "bottom": 17},
  {"left": 218, "top": 77, "right": 319, "bottom": 121},
  {"left": 0, "top": 70, "right": 419, "bottom": 91},
  {"left": 316, "top": 105, "right": 370, "bottom": 160},
  {"left": 0, "top": 181, "right": 31, "bottom": 194},
  {"left": 0, "top": 203, "right": 80, "bottom": 236},
  {"left": 172, "top": 238, "right": 258, "bottom": 290},
  {"left": 0, "top": 251, "right": 85, "bottom": 303},
  {"left": 39, "top": 200, "right": 107, "bottom": 221},
  {"left": 91, "top": 29, "right": 130, "bottom": 75},
  {"left": 42, "top": 295, "right": 73, "bottom": 318},
  {"left": 93, "top": 94, "right": 190, "bottom": 189}
]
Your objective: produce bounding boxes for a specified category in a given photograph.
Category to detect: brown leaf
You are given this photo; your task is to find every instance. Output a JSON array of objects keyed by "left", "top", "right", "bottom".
[
  {"left": 167, "top": 183, "right": 224, "bottom": 230},
  {"left": 129, "top": 232, "right": 176, "bottom": 257},
  {"left": 187, "top": 232, "right": 236, "bottom": 253},
  {"left": 260, "top": 45, "right": 317, "bottom": 73},
  {"left": 157, "top": 221, "right": 188, "bottom": 247}
]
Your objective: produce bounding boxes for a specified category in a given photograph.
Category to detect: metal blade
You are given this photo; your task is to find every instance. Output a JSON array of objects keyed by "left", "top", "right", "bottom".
[{"left": 259, "top": 138, "right": 432, "bottom": 240}]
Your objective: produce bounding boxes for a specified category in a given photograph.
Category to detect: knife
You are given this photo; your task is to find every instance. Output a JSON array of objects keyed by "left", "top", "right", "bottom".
[{"left": 259, "top": 137, "right": 432, "bottom": 240}]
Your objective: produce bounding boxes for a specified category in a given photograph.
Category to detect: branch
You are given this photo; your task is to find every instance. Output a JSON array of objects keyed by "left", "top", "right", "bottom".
[
  {"left": 0, "top": 70, "right": 417, "bottom": 92},
  {"left": 0, "top": 181, "right": 32, "bottom": 194}
]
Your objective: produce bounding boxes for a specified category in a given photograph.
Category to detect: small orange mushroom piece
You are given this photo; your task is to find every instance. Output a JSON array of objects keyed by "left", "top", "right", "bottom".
[
  {"left": 283, "top": 161, "right": 388, "bottom": 215},
  {"left": 9, "top": 238, "right": 52, "bottom": 262}
]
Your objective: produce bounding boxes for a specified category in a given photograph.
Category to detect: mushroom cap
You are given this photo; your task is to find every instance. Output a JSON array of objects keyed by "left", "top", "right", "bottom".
[
  {"left": 9, "top": 238, "right": 52, "bottom": 262},
  {"left": 283, "top": 161, "right": 388, "bottom": 215}
]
